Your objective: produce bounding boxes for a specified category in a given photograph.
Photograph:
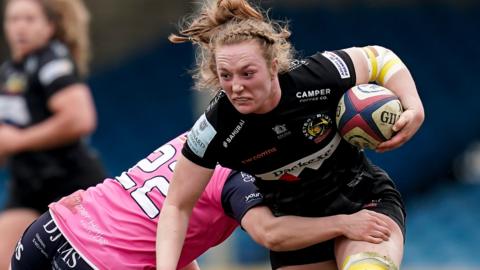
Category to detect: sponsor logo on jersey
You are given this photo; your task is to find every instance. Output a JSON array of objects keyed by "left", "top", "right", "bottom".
[
  {"left": 302, "top": 113, "right": 333, "bottom": 143},
  {"left": 241, "top": 147, "right": 278, "bottom": 164},
  {"left": 272, "top": 124, "right": 291, "bottom": 139},
  {"left": 288, "top": 59, "right": 309, "bottom": 71},
  {"left": 51, "top": 41, "right": 69, "bottom": 57},
  {"left": 39, "top": 59, "right": 73, "bottom": 86},
  {"left": 321, "top": 51, "right": 350, "bottom": 79},
  {"left": 0, "top": 95, "right": 31, "bottom": 125},
  {"left": 14, "top": 241, "right": 23, "bottom": 261},
  {"left": 245, "top": 192, "right": 263, "bottom": 203},
  {"left": 296, "top": 88, "right": 331, "bottom": 103},
  {"left": 25, "top": 56, "right": 39, "bottom": 74},
  {"left": 5, "top": 73, "right": 27, "bottom": 94},
  {"left": 363, "top": 199, "right": 381, "bottom": 209},
  {"left": 188, "top": 114, "right": 217, "bottom": 158},
  {"left": 76, "top": 203, "right": 108, "bottom": 245},
  {"left": 223, "top": 119, "right": 245, "bottom": 148},
  {"left": 241, "top": 172, "right": 255, "bottom": 182},
  {"left": 57, "top": 242, "right": 83, "bottom": 268},
  {"left": 256, "top": 134, "right": 340, "bottom": 181},
  {"left": 43, "top": 218, "right": 62, "bottom": 242}
]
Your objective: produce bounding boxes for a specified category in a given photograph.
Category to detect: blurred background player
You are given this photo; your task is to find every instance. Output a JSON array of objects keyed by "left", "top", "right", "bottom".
[
  {"left": 10, "top": 134, "right": 390, "bottom": 270},
  {"left": 0, "top": 0, "right": 106, "bottom": 268}
]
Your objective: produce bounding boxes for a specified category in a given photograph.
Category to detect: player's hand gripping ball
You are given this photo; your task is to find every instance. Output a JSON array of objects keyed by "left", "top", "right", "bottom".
[{"left": 336, "top": 84, "right": 403, "bottom": 149}]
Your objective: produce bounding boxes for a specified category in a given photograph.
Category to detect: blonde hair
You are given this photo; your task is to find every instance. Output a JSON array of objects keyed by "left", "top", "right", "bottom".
[
  {"left": 5, "top": 0, "right": 91, "bottom": 76},
  {"left": 170, "top": 0, "right": 294, "bottom": 92}
]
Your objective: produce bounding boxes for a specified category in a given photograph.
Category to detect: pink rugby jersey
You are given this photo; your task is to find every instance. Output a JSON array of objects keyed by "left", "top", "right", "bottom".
[{"left": 49, "top": 135, "right": 263, "bottom": 269}]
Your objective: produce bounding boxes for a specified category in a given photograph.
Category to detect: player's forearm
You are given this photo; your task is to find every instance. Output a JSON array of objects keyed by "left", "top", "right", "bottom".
[
  {"left": 383, "top": 68, "right": 424, "bottom": 115},
  {"left": 156, "top": 204, "right": 190, "bottom": 270},
  {"left": 156, "top": 158, "right": 212, "bottom": 270},
  {"left": 13, "top": 112, "right": 94, "bottom": 152},
  {"left": 263, "top": 214, "right": 345, "bottom": 251}
]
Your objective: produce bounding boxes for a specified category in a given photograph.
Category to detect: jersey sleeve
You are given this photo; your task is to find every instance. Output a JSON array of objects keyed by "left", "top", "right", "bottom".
[
  {"left": 182, "top": 92, "right": 225, "bottom": 169},
  {"left": 221, "top": 171, "right": 264, "bottom": 223},
  {"left": 36, "top": 43, "right": 81, "bottom": 98},
  {"left": 288, "top": 50, "right": 356, "bottom": 92},
  {"left": 182, "top": 113, "right": 218, "bottom": 169}
]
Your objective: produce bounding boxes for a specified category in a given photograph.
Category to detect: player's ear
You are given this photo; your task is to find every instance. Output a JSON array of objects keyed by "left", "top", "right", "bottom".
[{"left": 270, "top": 58, "right": 278, "bottom": 79}]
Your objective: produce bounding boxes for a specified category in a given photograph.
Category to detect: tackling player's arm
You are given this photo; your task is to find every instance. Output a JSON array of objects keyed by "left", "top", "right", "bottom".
[
  {"left": 344, "top": 46, "right": 424, "bottom": 152},
  {"left": 241, "top": 207, "right": 392, "bottom": 252}
]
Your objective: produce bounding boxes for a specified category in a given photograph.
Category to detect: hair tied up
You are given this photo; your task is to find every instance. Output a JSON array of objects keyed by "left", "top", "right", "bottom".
[
  {"left": 216, "top": 0, "right": 263, "bottom": 22},
  {"left": 170, "top": 0, "right": 295, "bottom": 92}
]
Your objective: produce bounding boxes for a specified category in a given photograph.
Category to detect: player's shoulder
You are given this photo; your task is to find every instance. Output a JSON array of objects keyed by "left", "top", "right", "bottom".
[
  {"left": 203, "top": 90, "right": 240, "bottom": 128},
  {"left": 281, "top": 50, "right": 354, "bottom": 90},
  {"left": 27, "top": 40, "right": 70, "bottom": 67},
  {"left": 205, "top": 90, "right": 228, "bottom": 113},
  {"left": 286, "top": 50, "right": 351, "bottom": 74},
  {"left": 26, "top": 41, "right": 77, "bottom": 86},
  {"left": 41, "top": 40, "right": 71, "bottom": 60}
]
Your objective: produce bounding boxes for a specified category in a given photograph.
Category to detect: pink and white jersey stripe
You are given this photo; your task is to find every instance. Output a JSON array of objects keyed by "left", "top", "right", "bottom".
[{"left": 49, "top": 135, "right": 238, "bottom": 270}]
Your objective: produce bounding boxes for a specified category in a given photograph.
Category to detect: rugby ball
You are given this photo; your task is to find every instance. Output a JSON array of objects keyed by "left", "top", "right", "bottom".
[{"left": 336, "top": 84, "right": 403, "bottom": 149}]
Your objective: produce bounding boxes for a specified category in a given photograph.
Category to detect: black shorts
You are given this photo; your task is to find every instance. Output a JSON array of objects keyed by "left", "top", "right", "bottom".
[
  {"left": 4, "top": 153, "right": 105, "bottom": 212},
  {"left": 269, "top": 161, "right": 406, "bottom": 269},
  {"left": 11, "top": 211, "right": 94, "bottom": 270}
]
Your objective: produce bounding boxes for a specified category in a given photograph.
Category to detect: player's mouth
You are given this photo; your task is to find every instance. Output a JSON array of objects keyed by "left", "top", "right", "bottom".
[{"left": 232, "top": 97, "right": 251, "bottom": 104}]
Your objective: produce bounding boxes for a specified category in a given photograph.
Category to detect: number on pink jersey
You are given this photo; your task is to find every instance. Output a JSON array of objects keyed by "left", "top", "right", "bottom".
[{"left": 115, "top": 144, "right": 177, "bottom": 218}]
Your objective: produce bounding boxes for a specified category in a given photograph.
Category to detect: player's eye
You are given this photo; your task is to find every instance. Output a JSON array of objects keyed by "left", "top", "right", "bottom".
[
  {"left": 220, "top": 73, "right": 232, "bottom": 80},
  {"left": 244, "top": 71, "right": 255, "bottom": 78}
]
